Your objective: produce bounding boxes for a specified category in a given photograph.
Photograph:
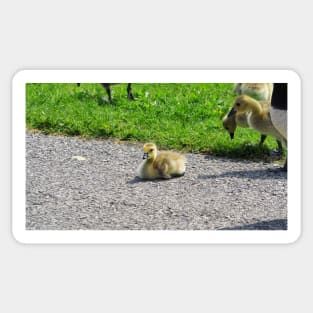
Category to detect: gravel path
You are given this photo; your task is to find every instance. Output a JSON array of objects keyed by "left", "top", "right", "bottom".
[{"left": 26, "top": 132, "right": 287, "bottom": 230}]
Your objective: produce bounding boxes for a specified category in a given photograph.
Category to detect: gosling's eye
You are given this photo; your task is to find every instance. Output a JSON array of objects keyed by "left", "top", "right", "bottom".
[
  {"left": 150, "top": 149, "right": 154, "bottom": 152},
  {"left": 236, "top": 102, "right": 240, "bottom": 107}
]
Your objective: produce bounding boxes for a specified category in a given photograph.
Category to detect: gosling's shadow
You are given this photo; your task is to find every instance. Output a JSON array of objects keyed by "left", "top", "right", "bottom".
[
  {"left": 127, "top": 177, "right": 144, "bottom": 184},
  {"left": 199, "top": 168, "right": 287, "bottom": 180},
  {"left": 127, "top": 177, "right": 165, "bottom": 185},
  {"left": 220, "top": 218, "right": 287, "bottom": 230},
  {"left": 127, "top": 174, "right": 185, "bottom": 185}
]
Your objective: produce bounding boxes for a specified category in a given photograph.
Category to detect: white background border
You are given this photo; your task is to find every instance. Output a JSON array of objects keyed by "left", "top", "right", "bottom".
[
  {"left": 3, "top": 1, "right": 312, "bottom": 312},
  {"left": 12, "top": 70, "right": 301, "bottom": 244}
]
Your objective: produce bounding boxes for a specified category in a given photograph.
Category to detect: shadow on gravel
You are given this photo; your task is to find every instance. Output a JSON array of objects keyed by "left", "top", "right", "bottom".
[
  {"left": 198, "top": 168, "right": 287, "bottom": 180},
  {"left": 127, "top": 175, "right": 185, "bottom": 184},
  {"left": 127, "top": 177, "right": 144, "bottom": 184},
  {"left": 220, "top": 218, "right": 287, "bottom": 230}
]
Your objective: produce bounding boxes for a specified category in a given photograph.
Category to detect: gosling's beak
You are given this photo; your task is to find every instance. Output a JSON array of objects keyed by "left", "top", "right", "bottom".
[
  {"left": 227, "top": 108, "right": 236, "bottom": 117},
  {"left": 143, "top": 153, "right": 148, "bottom": 159},
  {"left": 230, "top": 132, "right": 234, "bottom": 140}
]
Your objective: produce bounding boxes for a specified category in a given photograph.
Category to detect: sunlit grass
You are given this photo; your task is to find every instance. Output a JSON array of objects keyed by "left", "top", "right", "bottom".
[{"left": 26, "top": 83, "right": 285, "bottom": 161}]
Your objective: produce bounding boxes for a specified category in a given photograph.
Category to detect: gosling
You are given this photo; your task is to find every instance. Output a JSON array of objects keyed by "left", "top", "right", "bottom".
[
  {"left": 222, "top": 102, "right": 283, "bottom": 152},
  {"left": 228, "top": 95, "right": 287, "bottom": 146},
  {"left": 225, "top": 83, "right": 273, "bottom": 141},
  {"left": 136, "top": 143, "right": 186, "bottom": 180},
  {"left": 233, "top": 83, "right": 274, "bottom": 101}
]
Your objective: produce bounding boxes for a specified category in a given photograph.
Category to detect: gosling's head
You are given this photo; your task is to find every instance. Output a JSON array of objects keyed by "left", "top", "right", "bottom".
[
  {"left": 142, "top": 143, "right": 158, "bottom": 160},
  {"left": 228, "top": 95, "right": 254, "bottom": 117},
  {"left": 222, "top": 114, "right": 237, "bottom": 140}
]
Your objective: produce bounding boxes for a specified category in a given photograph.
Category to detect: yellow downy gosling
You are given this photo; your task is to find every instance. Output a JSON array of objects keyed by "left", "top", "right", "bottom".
[
  {"left": 228, "top": 95, "right": 286, "bottom": 145},
  {"left": 136, "top": 143, "right": 186, "bottom": 180},
  {"left": 233, "top": 83, "right": 273, "bottom": 101}
]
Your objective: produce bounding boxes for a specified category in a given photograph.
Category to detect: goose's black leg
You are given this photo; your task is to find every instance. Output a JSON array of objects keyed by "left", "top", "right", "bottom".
[
  {"left": 101, "top": 83, "right": 112, "bottom": 102},
  {"left": 259, "top": 134, "right": 267, "bottom": 145},
  {"left": 283, "top": 159, "right": 287, "bottom": 171},
  {"left": 127, "top": 83, "right": 134, "bottom": 100},
  {"left": 276, "top": 140, "right": 283, "bottom": 155}
]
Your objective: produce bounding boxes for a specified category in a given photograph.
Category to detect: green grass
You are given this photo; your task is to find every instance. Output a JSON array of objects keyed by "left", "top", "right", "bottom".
[{"left": 26, "top": 83, "right": 285, "bottom": 161}]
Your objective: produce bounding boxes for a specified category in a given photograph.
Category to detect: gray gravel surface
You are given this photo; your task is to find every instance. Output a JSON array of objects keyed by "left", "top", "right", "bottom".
[{"left": 26, "top": 132, "right": 287, "bottom": 230}]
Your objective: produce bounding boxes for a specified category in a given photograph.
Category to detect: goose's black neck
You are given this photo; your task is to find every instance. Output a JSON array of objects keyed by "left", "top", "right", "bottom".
[{"left": 271, "top": 83, "right": 288, "bottom": 110}]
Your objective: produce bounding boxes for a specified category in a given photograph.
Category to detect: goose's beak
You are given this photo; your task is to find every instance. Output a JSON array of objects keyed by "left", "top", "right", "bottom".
[
  {"left": 227, "top": 108, "right": 236, "bottom": 117},
  {"left": 143, "top": 153, "right": 148, "bottom": 160},
  {"left": 230, "top": 132, "right": 234, "bottom": 140}
]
